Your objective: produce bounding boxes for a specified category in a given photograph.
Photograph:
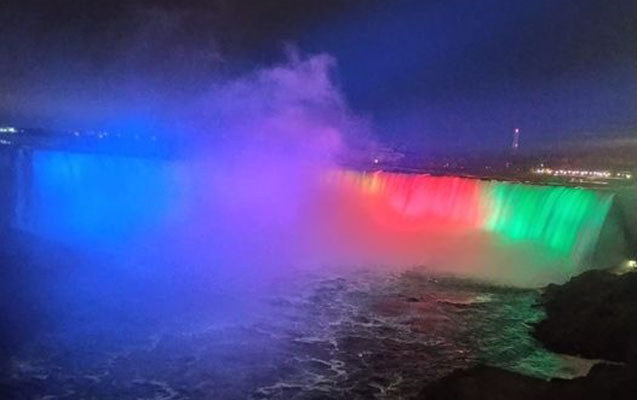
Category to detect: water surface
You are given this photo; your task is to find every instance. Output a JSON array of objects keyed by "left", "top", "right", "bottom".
[{"left": 2, "top": 266, "right": 593, "bottom": 400}]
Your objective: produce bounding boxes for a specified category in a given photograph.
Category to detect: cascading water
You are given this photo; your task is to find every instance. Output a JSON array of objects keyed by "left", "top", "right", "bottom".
[
  {"left": 13, "top": 149, "right": 187, "bottom": 245},
  {"left": 9, "top": 149, "right": 625, "bottom": 286},
  {"left": 326, "top": 170, "right": 623, "bottom": 283},
  {"left": 330, "top": 170, "right": 615, "bottom": 263}
]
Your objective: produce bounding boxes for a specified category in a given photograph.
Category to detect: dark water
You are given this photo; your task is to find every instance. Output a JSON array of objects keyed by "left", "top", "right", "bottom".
[{"left": 1, "top": 263, "right": 595, "bottom": 400}]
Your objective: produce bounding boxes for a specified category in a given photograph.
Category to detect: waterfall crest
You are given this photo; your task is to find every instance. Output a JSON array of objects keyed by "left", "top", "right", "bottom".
[
  {"left": 329, "top": 170, "right": 619, "bottom": 270},
  {"left": 10, "top": 150, "right": 626, "bottom": 286}
]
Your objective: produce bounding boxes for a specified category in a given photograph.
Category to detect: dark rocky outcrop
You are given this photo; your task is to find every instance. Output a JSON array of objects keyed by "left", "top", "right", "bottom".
[
  {"left": 420, "top": 270, "right": 637, "bottom": 399},
  {"left": 418, "top": 363, "right": 637, "bottom": 400},
  {"left": 534, "top": 269, "right": 637, "bottom": 363}
]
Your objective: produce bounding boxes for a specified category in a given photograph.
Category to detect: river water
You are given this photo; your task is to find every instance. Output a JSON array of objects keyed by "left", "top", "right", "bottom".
[{"left": 2, "top": 264, "right": 596, "bottom": 400}]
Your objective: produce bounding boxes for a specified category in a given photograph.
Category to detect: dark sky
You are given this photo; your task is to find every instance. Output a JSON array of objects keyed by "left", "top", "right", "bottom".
[{"left": 1, "top": 0, "right": 635, "bottom": 153}]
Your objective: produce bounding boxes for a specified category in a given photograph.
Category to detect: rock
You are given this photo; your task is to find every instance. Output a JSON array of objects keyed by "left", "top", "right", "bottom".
[
  {"left": 418, "top": 365, "right": 555, "bottom": 400},
  {"left": 533, "top": 270, "right": 637, "bottom": 363},
  {"left": 418, "top": 363, "right": 637, "bottom": 400},
  {"left": 420, "top": 269, "right": 637, "bottom": 399}
]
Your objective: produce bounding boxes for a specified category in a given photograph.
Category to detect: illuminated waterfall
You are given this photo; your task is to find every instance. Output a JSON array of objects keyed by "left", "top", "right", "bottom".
[
  {"left": 10, "top": 150, "right": 624, "bottom": 285},
  {"left": 13, "top": 150, "right": 188, "bottom": 244},
  {"left": 329, "top": 170, "right": 618, "bottom": 268}
]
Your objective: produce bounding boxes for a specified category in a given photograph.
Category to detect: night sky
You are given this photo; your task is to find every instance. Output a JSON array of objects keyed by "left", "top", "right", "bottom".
[{"left": 1, "top": 0, "right": 635, "bottom": 153}]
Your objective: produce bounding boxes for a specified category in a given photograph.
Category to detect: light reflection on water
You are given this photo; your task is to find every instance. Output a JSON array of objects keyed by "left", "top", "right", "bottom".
[{"left": 3, "top": 266, "right": 594, "bottom": 400}]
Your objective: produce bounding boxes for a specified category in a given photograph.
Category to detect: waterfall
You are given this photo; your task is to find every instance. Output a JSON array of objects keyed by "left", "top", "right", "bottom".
[
  {"left": 9, "top": 150, "right": 626, "bottom": 286},
  {"left": 12, "top": 150, "right": 187, "bottom": 245},
  {"left": 329, "top": 170, "right": 619, "bottom": 269}
]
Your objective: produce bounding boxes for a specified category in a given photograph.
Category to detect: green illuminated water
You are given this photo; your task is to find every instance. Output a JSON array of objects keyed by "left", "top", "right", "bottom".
[
  {"left": 481, "top": 182, "right": 614, "bottom": 263},
  {"left": 338, "top": 171, "right": 619, "bottom": 274}
]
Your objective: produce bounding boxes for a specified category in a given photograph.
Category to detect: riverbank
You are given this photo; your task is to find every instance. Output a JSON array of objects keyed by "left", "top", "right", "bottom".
[{"left": 419, "top": 269, "right": 637, "bottom": 399}]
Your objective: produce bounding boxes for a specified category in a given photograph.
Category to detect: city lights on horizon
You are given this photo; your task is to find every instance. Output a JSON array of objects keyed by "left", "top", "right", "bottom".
[
  {"left": 0, "top": 124, "right": 157, "bottom": 141},
  {"left": 0, "top": 126, "right": 17, "bottom": 133},
  {"left": 532, "top": 167, "right": 633, "bottom": 180}
]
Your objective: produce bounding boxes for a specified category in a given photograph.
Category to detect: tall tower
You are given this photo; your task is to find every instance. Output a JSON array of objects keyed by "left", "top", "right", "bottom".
[{"left": 512, "top": 128, "right": 520, "bottom": 153}]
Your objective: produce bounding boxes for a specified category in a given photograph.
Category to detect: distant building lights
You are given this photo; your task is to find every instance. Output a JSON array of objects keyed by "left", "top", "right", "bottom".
[
  {"left": 532, "top": 167, "right": 631, "bottom": 180},
  {"left": 0, "top": 126, "right": 17, "bottom": 133}
]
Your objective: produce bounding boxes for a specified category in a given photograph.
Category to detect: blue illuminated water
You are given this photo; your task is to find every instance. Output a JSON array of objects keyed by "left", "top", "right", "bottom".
[{"left": 1, "top": 256, "right": 596, "bottom": 400}]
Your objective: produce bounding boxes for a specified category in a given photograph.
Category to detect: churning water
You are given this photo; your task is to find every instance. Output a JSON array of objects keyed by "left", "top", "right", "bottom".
[{"left": 3, "top": 259, "right": 599, "bottom": 400}]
